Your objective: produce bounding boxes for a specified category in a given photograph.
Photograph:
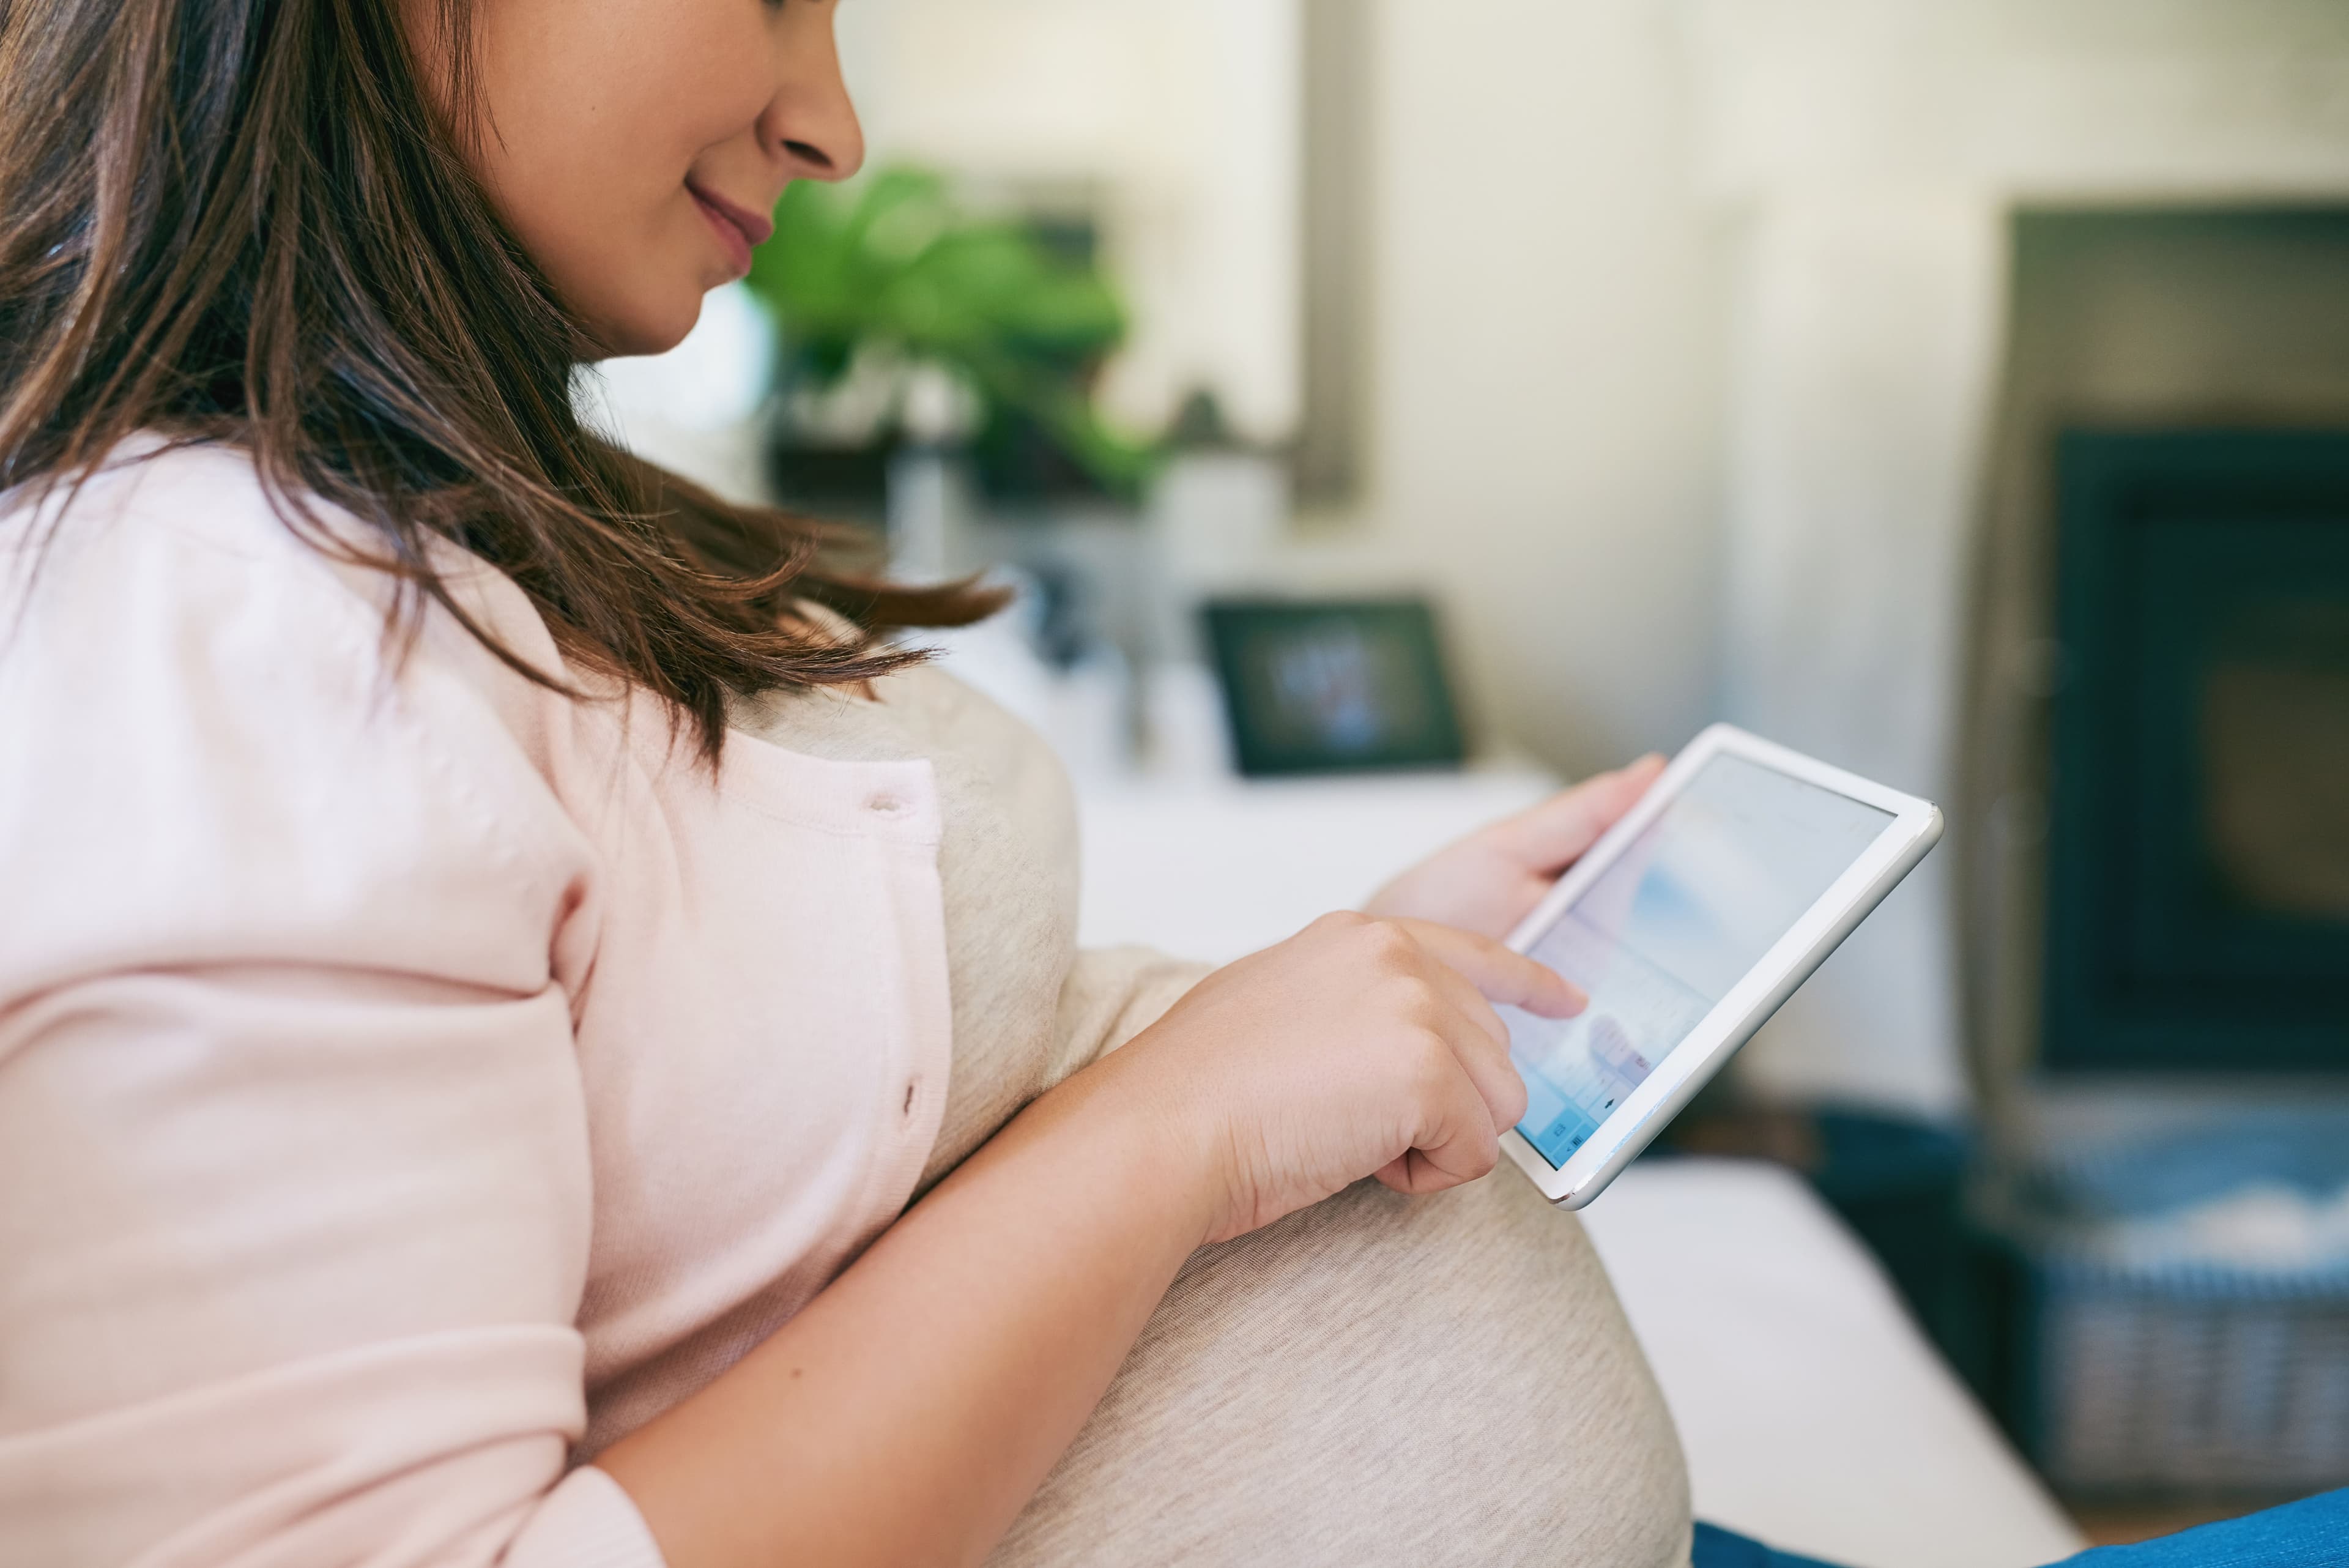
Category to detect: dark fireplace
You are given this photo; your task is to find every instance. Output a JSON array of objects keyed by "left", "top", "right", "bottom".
[
  {"left": 2041, "top": 428, "right": 2349, "bottom": 1074},
  {"left": 1956, "top": 214, "right": 2349, "bottom": 1499}
]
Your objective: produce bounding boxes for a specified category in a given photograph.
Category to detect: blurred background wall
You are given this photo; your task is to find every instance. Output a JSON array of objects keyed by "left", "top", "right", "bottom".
[
  {"left": 1338, "top": 0, "right": 1727, "bottom": 776},
  {"left": 835, "top": 0, "right": 1728, "bottom": 777}
]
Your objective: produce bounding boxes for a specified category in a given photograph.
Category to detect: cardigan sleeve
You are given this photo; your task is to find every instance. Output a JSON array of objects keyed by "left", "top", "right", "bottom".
[
  {"left": 0, "top": 448, "right": 663, "bottom": 1567},
  {"left": 0, "top": 968, "right": 666, "bottom": 1568}
]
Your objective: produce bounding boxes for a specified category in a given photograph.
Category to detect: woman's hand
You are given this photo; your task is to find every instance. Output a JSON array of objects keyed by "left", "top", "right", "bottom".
[
  {"left": 1099, "top": 913, "right": 1584, "bottom": 1246},
  {"left": 1363, "top": 756, "right": 1668, "bottom": 939}
]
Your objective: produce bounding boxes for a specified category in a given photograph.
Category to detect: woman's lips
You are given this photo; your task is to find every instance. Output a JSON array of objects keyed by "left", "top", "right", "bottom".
[{"left": 686, "top": 180, "right": 774, "bottom": 278}]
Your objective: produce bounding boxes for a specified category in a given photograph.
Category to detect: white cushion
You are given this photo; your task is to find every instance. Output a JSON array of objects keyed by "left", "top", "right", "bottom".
[{"left": 1582, "top": 1159, "right": 2085, "bottom": 1568}]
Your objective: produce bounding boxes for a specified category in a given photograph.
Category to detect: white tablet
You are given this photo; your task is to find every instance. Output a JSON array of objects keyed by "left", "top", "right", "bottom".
[{"left": 1499, "top": 724, "right": 1942, "bottom": 1209}]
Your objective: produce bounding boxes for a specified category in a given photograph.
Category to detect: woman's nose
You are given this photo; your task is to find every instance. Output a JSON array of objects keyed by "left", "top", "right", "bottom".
[{"left": 765, "top": 13, "right": 865, "bottom": 183}]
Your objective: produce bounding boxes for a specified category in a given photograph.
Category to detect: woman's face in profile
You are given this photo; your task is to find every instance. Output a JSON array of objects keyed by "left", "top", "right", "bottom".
[{"left": 410, "top": 0, "right": 864, "bottom": 357}]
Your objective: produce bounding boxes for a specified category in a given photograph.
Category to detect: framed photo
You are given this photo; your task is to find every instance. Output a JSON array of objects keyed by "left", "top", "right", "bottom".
[{"left": 1201, "top": 597, "right": 1467, "bottom": 776}]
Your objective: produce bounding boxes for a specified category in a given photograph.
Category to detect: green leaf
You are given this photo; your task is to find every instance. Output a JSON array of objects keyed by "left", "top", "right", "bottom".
[{"left": 741, "top": 165, "right": 1158, "bottom": 499}]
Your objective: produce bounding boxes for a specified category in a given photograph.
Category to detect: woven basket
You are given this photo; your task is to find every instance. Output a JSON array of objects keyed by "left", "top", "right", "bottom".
[
  {"left": 2031, "top": 1259, "right": 2349, "bottom": 1492},
  {"left": 1999, "top": 1114, "right": 2349, "bottom": 1494}
]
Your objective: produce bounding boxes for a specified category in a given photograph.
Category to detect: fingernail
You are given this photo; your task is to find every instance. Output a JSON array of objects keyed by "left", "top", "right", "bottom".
[{"left": 1560, "top": 981, "right": 1589, "bottom": 1014}]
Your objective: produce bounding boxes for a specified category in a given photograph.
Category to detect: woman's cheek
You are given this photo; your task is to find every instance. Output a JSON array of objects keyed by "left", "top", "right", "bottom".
[{"left": 464, "top": 0, "right": 786, "bottom": 351}]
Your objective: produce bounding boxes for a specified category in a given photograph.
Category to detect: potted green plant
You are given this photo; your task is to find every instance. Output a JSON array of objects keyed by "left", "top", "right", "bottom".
[{"left": 746, "top": 167, "right": 1160, "bottom": 511}]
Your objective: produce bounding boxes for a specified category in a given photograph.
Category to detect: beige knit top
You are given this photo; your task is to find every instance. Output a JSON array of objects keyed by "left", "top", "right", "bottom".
[
  {"left": 739, "top": 664, "right": 1209, "bottom": 1195},
  {"left": 743, "top": 666, "right": 1694, "bottom": 1568}
]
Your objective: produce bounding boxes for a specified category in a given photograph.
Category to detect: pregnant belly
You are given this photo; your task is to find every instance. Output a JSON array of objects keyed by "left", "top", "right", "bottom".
[{"left": 991, "top": 1169, "right": 1693, "bottom": 1568}]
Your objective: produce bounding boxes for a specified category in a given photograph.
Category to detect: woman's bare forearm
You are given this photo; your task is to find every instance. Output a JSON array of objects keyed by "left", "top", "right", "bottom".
[{"left": 595, "top": 1047, "right": 1214, "bottom": 1568}]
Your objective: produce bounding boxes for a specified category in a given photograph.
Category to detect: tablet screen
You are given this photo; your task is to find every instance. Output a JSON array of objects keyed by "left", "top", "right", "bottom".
[{"left": 1507, "top": 754, "right": 1893, "bottom": 1169}]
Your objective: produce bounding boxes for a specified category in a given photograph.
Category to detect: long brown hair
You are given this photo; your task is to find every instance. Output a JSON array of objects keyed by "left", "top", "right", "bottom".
[{"left": 0, "top": 0, "right": 999, "bottom": 759}]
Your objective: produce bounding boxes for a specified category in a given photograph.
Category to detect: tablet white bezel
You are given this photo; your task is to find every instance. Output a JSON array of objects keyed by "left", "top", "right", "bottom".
[{"left": 1497, "top": 723, "right": 1943, "bottom": 1209}]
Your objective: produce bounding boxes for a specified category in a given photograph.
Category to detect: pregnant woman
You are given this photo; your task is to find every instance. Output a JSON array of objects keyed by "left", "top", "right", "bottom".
[{"left": 0, "top": 2, "right": 1687, "bottom": 1564}]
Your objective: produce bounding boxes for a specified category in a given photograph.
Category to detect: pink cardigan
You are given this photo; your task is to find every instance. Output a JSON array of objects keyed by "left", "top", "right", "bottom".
[{"left": 0, "top": 443, "right": 957, "bottom": 1566}]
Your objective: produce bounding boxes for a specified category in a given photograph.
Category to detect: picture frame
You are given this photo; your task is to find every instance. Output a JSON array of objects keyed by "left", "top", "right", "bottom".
[{"left": 1200, "top": 596, "right": 1468, "bottom": 777}]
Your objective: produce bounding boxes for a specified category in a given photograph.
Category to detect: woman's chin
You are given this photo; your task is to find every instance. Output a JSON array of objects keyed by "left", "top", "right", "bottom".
[{"left": 587, "top": 288, "right": 707, "bottom": 363}]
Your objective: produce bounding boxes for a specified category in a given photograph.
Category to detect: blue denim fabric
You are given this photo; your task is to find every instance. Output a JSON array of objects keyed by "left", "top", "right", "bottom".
[
  {"left": 1689, "top": 1522, "right": 1841, "bottom": 1568},
  {"left": 2050, "top": 1490, "right": 2349, "bottom": 1568},
  {"left": 1691, "top": 1490, "right": 2349, "bottom": 1568}
]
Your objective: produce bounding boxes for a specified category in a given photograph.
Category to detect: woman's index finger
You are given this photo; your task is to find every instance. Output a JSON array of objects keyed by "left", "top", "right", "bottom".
[{"left": 1398, "top": 920, "right": 1586, "bottom": 1019}]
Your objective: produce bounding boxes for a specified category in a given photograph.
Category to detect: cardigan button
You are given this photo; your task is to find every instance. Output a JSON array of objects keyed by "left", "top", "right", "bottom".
[{"left": 866, "top": 793, "right": 904, "bottom": 816}]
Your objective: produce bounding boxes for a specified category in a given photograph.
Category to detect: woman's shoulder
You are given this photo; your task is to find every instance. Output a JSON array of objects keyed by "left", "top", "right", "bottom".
[
  {"left": 0, "top": 438, "right": 598, "bottom": 1000},
  {"left": 6, "top": 437, "right": 565, "bottom": 672}
]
